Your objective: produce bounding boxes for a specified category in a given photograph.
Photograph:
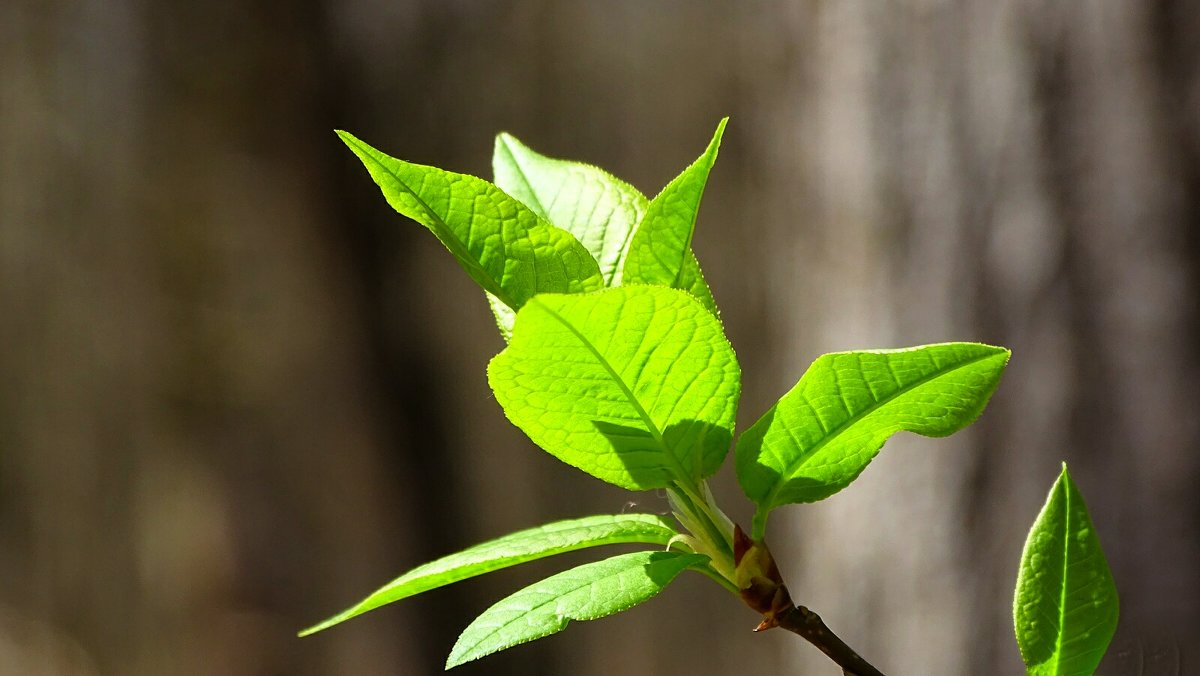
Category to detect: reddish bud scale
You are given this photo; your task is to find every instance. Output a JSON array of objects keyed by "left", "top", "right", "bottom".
[{"left": 732, "top": 525, "right": 794, "bottom": 630}]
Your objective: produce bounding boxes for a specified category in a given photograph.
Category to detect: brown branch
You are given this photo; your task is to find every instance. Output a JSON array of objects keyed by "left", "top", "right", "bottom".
[
  {"left": 773, "top": 604, "right": 885, "bottom": 676},
  {"left": 733, "top": 526, "right": 886, "bottom": 675}
]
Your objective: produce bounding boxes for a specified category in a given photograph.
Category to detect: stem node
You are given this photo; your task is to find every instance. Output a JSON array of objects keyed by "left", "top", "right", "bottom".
[{"left": 732, "top": 525, "right": 886, "bottom": 676}]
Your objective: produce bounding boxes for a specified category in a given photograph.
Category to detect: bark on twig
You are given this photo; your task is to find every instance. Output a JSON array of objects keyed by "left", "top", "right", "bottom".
[
  {"left": 733, "top": 526, "right": 886, "bottom": 676},
  {"left": 773, "top": 604, "right": 885, "bottom": 676}
]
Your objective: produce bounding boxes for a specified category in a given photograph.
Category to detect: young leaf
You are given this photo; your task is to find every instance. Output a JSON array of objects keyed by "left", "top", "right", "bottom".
[
  {"left": 493, "top": 133, "right": 647, "bottom": 286},
  {"left": 446, "top": 550, "right": 706, "bottom": 669},
  {"left": 486, "top": 293, "right": 517, "bottom": 342},
  {"left": 737, "top": 342, "right": 1009, "bottom": 536},
  {"left": 488, "top": 286, "right": 741, "bottom": 491},
  {"left": 621, "top": 118, "right": 726, "bottom": 313},
  {"left": 676, "top": 252, "right": 717, "bottom": 311},
  {"left": 299, "top": 514, "right": 678, "bottom": 637},
  {"left": 1014, "top": 464, "right": 1118, "bottom": 676},
  {"left": 337, "top": 131, "right": 604, "bottom": 312}
]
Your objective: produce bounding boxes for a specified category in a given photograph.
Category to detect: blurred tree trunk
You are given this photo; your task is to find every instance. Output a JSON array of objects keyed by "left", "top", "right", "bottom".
[{"left": 0, "top": 1, "right": 422, "bottom": 673}]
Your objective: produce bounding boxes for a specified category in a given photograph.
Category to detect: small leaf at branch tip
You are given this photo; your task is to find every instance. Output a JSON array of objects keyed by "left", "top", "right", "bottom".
[{"left": 1014, "top": 463, "right": 1118, "bottom": 675}]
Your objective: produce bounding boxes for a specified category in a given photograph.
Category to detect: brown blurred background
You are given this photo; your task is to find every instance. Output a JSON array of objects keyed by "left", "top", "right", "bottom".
[{"left": 3, "top": 1, "right": 1198, "bottom": 674}]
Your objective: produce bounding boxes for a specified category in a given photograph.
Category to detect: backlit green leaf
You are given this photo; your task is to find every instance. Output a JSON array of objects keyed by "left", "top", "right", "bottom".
[
  {"left": 1014, "top": 464, "right": 1118, "bottom": 676},
  {"left": 337, "top": 131, "right": 604, "bottom": 312},
  {"left": 488, "top": 286, "right": 740, "bottom": 490},
  {"left": 486, "top": 293, "right": 517, "bottom": 342},
  {"left": 493, "top": 133, "right": 646, "bottom": 286},
  {"left": 737, "top": 342, "right": 1009, "bottom": 536},
  {"left": 299, "top": 514, "right": 678, "bottom": 637},
  {"left": 621, "top": 119, "right": 726, "bottom": 314},
  {"left": 677, "top": 252, "right": 716, "bottom": 311},
  {"left": 446, "top": 550, "right": 706, "bottom": 669}
]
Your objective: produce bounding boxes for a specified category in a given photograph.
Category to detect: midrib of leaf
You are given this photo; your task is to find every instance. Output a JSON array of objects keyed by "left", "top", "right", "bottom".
[
  {"left": 531, "top": 297, "right": 692, "bottom": 484},
  {"left": 339, "top": 131, "right": 519, "bottom": 309},
  {"left": 464, "top": 565, "right": 623, "bottom": 651},
  {"left": 760, "top": 350, "right": 1001, "bottom": 513},
  {"left": 495, "top": 135, "right": 548, "bottom": 216},
  {"left": 665, "top": 167, "right": 715, "bottom": 291},
  {"left": 1053, "top": 480, "right": 1072, "bottom": 674}
]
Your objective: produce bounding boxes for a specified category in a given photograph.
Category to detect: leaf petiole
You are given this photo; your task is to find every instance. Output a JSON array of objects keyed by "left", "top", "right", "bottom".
[{"left": 667, "top": 482, "right": 737, "bottom": 585}]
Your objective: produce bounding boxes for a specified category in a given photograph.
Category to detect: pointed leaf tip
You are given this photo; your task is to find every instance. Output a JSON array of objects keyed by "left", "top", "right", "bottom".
[
  {"left": 335, "top": 131, "right": 603, "bottom": 316},
  {"left": 712, "top": 116, "right": 729, "bottom": 144},
  {"left": 620, "top": 119, "right": 727, "bottom": 312}
]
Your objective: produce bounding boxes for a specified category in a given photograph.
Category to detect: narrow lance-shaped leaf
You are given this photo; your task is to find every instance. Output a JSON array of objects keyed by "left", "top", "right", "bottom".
[
  {"left": 1014, "top": 464, "right": 1118, "bottom": 676},
  {"left": 621, "top": 118, "right": 726, "bottom": 314},
  {"left": 447, "top": 550, "right": 707, "bottom": 669},
  {"left": 737, "top": 342, "right": 1010, "bottom": 537},
  {"left": 299, "top": 514, "right": 678, "bottom": 637},
  {"left": 488, "top": 286, "right": 741, "bottom": 491},
  {"left": 337, "top": 131, "right": 604, "bottom": 313},
  {"left": 493, "top": 132, "right": 647, "bottom": 286}
]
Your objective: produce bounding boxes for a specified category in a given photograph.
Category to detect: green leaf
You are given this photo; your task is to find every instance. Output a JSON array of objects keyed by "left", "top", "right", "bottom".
[
  {"left": 299, "top": 514, "right": 678, "bottom": 637},
  {"left": 493, "top": 133, "right": 647, "bottom": 287},
  {"left": 1014, "top": 464, "right": 1119, "bottom": 676},
  {"left": 488, "top": 286, "right": 741, "bottom": 491},
  {"left": 486, "top": 293, "right": 517, "bottom": 342},
  {"left": 621, "top": 118, "right": 726, "bottom": 313},
  {"left": 737, "top": 342, "right": 1010, "bottom": 536},
  {"left": 336, "top": 130, "right": 604, "bottom": 312},
  {"left": 677, "top": 252, "right": 716, "bottom": 311},
  {"left": 446, "top": 550, "right": 706, "bottom": 669}
]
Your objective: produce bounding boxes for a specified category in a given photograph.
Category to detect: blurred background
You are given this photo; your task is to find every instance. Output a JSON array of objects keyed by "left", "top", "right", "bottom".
[{"left": 3, "top": 1, "right": 1198, "bottom": 674}]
